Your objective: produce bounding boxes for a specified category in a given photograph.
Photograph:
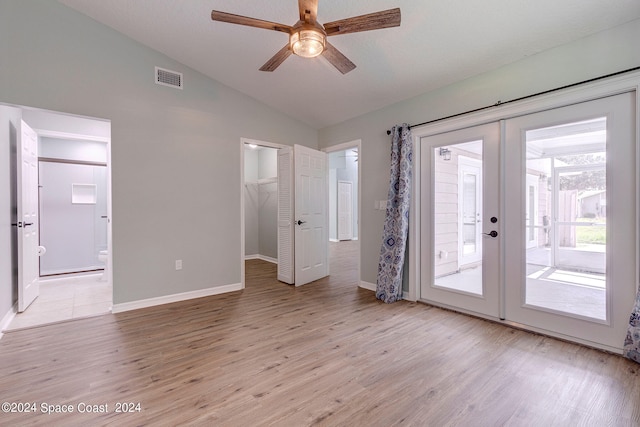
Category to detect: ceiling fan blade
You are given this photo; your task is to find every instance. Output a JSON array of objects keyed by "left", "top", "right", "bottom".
[
  {"left": 259, "top": 44, "right": 293, "bottom": 72},
  {"left": 324, "top": 8, "right": 401, "bottom": 36},
  {"left": 211, "top": 10, "right": 292, "bottom": 34},
  {"left": 298, "top": 0, "right": 318, "bottom": 23},
  {"left": 322, "top": 42, "right": 356, "bottom": 74}
]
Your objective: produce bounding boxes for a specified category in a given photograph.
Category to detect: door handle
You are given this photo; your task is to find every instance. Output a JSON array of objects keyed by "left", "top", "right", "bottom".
[
  {"left": 296, "top": 220, "right": 306, "bottom": 225},
  {"left": 11, "top": 222, "right": 33, "bottom": 228},
  {"left": 483, "top": 230, "right": 498, "bottom": 238}
]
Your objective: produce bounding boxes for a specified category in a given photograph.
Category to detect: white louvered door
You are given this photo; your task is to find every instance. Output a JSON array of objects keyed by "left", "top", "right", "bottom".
[{"left": 277, "top": 147, "right": 294, "bottom": 284}]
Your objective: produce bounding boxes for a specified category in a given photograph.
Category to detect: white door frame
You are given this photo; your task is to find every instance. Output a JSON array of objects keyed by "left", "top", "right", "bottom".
[
  {"left": 411, "top": 71, "right": 640, "bottom": 352},
  {"left": 323, "top": 140, "right": 362, "bottom": 287},
  {"left": 12, "top": 106, "right": 112, "bottom": 316}
]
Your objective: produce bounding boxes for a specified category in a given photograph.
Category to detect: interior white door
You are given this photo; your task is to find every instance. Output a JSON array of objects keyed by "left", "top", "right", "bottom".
[
  {"left": 277, "top": 147, "right": 294, "bottom": 284},
  {"left": 504, "top": 92, "right": 636, "bottom": 350},
  {"left": 337, "top": 180, "right": 353, "bottom": 241},
  {"left": 294, "top": 144, "right": 328, "bottom": 286},
  {"left": 420, "top": 123, "right": 500, "bottom": 318},
  {"left": 17, "top": 120, "right": 40, "bottom": 312}
]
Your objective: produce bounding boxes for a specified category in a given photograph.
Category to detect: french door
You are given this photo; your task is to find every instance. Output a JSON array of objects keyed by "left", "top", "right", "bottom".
[
  {"left": 420, "top": 92, "right": 637, "bottom": 351},
  {"left": 420, "top": 122, "right": 500, "bottom": 318},
  {"left": 504, "top": 93, "right": 636, "bottom": 349}
]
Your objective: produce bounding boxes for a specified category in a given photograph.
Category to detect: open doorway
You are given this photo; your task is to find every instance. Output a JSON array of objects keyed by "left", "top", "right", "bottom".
[
  {"left": 241, "top": 139, "right": 287, "bottom": 289},
  {"left": 6, "top": 106, "right": 112, "bottom": 331},
  {"left": 244, "top": 142, "right": 279, "bottom": 264},
  {"left": 242, "top": 139, "right": 351, "bottom": 288},
  {"left": 325, "top": 140, "right": 361, "bottom": 287}
]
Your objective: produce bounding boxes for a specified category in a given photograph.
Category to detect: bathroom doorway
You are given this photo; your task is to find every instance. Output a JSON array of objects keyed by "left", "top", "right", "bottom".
[{"left": 6, "top": 106, "right": 112, "bottom": 331}]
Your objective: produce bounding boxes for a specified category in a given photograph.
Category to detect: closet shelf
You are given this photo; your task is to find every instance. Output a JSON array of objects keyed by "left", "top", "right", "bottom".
[
  {"left": 257, "top": 177, "right": 277, "bottom": 185},
  {"left": 245, "top": 177, "right": 277, "bottom": 186}
]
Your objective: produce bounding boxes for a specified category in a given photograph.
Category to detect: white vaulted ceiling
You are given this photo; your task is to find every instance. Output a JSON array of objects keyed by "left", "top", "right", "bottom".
[{"left": 58, "top": 0, "right": 640, "bottom": 129}]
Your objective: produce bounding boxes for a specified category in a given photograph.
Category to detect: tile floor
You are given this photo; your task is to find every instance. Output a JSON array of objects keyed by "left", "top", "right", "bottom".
[{"left": 5, "top": 273, "right": 112, "bottom": 331}]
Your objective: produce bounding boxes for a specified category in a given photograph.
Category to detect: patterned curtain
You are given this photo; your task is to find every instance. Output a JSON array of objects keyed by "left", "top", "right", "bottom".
[
  {"left": 376, "top": 124, "right": 412, "bottom": 303},
  {"left": 623, "top": 287, "right": 640, "bottom": 363}
]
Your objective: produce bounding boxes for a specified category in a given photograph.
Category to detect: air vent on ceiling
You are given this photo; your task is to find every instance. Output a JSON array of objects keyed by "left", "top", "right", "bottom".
[{"left": 155, "top": 66, "right": 183, "bottom": 89}]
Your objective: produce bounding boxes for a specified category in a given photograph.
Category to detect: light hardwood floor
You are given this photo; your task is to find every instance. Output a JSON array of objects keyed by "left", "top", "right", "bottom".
[{"left": 0, "top": 241, "right": 638, "bottom": 426}]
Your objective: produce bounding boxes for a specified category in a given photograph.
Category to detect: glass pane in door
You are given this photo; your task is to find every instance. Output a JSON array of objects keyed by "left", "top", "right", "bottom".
[
  {"left": 524, "top": 117, "right": 607, "bottom": 320},
  {"left": 433, "top": 141, "right": 483, "bottom": 295}
]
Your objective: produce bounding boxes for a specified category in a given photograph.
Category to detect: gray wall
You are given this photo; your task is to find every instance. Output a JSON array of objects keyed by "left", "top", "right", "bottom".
[
  {"left": 0, "top": 106, "right": 21, "bottom": 321},
  {"left": 0, "top": 1, "right": 317, "bottom": 305},
  {"left": 318, "top": 18, "right": 640, "bottom": 285}
]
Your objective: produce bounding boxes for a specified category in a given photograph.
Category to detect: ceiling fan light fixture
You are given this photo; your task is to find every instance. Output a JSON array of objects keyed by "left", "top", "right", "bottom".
[{"left": 290, "top": 29, "right": 325, "bottom": 58}]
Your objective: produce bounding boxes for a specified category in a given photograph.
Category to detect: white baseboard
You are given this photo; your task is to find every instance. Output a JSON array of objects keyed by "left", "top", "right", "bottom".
[
  {"left": 245, "top": 254, "right": 277, "bottom": 264},
  {"left": 329, "top": 238, "right": 339, "bottom": 243},
  {"left": 112, "top": 283, "right": 242, "bottom": 313},
  {"left": 257, "top": 255, "right": 277, "bottom": 264},
  {"left": 0, "top": 303, "right": 18, "bottom": 339},
  {"left": 359, "top": 281, "right": 376, "bottom": 291},
  {"left": 359, "top": 282, "right": 410, "bottom": 301}
]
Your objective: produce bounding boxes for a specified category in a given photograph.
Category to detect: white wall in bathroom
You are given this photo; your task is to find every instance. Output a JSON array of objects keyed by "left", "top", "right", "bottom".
[
  {"left": 39, "top": 161, "right": 108, "bottom": 275},
  {"left": 40, "top": 137, "right": 107, "bottom": 163}
]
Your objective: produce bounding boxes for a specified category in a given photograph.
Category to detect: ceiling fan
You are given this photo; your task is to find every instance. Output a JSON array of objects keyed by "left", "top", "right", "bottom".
[{"left": 211, "top": 1, "right": 401, "bottom": 74}]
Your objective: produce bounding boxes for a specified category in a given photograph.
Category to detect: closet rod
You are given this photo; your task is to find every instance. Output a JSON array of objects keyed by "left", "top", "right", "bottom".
[{"left": 385, "top": 65, "right": 640, "bottom": 135}]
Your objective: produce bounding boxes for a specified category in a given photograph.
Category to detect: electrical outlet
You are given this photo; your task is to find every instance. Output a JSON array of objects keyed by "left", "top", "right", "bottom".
[{"left": 175, "top": 260, "right": 182, "bottom": 270}]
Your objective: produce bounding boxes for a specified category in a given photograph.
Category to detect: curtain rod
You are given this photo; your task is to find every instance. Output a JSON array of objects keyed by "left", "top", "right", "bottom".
[{"left": 386, "top": 66, "right": 640, "bottom": 135}]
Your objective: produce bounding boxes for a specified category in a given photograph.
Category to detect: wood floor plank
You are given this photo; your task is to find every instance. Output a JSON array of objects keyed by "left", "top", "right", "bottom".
[{"left": 0, "top": 241, "right": 638, "bottom": 426}]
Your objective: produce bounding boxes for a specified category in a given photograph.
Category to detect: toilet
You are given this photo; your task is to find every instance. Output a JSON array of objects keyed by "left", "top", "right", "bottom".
[{"left": 98, "top": 250, "right": 109, "bottom": 281}]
